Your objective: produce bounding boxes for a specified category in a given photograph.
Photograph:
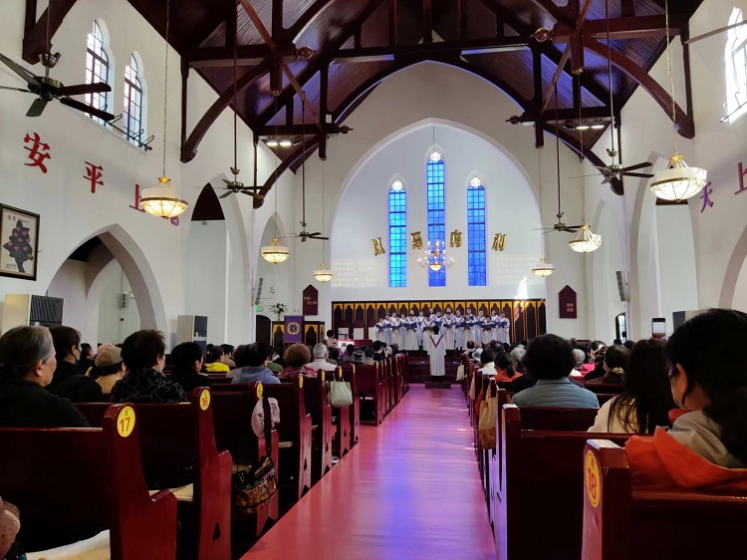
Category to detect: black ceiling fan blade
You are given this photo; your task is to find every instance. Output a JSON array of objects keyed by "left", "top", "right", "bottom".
[
  {"left": 0, "top": 85, "right": 32, "bottom": 93},
  {"left": 219, "top": 190, "right": 233, "bottom": 199},
  {"left": 58, "top": 82, "right": 111, "bottom": 96},
  {"left": 0, "top": 53, "right": 41, "bottom": 86},
  {"left": 306, "top": 232, "right": 322, "bottom": 237},
  {"left": 59, "top": 96, "right": 115, "bottom": 121},
  {"left": 624, "top": 172, "right": 655, "bottom": 178},
  {"left": 26, "top": 97, "right": 48, "bottom": 117},
  {"left": 309, "top": 235, "right": 329, "bottom": 240},
  {"left": 622, "top": 162, "right": 653, "bottom": 172}
]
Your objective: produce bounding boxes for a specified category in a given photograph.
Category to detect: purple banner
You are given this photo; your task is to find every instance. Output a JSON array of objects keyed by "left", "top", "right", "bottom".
[{"left": 284, "top": 315, "right": 304, "bottom": 344}]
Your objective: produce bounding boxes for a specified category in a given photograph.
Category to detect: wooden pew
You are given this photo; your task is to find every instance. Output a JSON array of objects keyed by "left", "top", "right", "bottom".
[
  {"left": 299, "top": 373, "right": 334, "bottom": 482},
  {"left": 486, "top": 382, "right": 509, "bottom": 529},
  {"left": 211, "top": 384, "right": 279, "bottom": 536},
  {"left": 582, "top": 440, "right": 747, "bottom": 560},
  {"left": 517, "top": 406, "right": 598, "bottom": 431},
  {"left": 357, "top": 362, "right": 385, "bottom": 425},
  {"left": 78, "top": 389, "right": 232, "bottom": 560},
  {"left": 261, "top": 378, "right": 313, "bottom": 501},
  {"left": 0, "top": 404, "right": 178, "bottom": 558},
  {"left": 496, "top": 405, "right": 629, "bottom": 560},
  {"left": 382, "top": 358, "right": 392, "bottom": 415},
  {"left": 329, "top": 367, "right": 352, "bottom": 457},
  {"left": 340, "top": 365, "right": 361, "bottom": 447},
  {"left": 581, "top": 382, "right": 624, "bottom": 395}
]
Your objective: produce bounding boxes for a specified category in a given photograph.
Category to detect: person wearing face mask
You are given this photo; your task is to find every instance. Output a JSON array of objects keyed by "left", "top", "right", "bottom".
[
  {"left": 0, "top": 326, "right": 89, "bottom": 427},
  {"left": 45, "top": 326, "right": 103, "bottom": 403},
  {"left": 626, "top": 309, "right": 747, "bottom": 491}
]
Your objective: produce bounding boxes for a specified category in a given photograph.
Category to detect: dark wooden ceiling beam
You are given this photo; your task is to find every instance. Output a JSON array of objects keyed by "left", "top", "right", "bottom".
[
  {"left": 423, "top": 0, "right": 433, "bottom": 43},
  {"left": 286, "top": 0, "right": 335, "bottom": 42},
  {"left": 181, "top": 61, "right": 269, "bottom": 163},
  {"left": 334, "top": 37, "right": 531, "bottom": 60},
  {"left": 23, "top": 0, "right": 80, "bottom": 63},
  {"left": 532, "top": 47, "right": 544, "bottom": 148},
  {"left": 253, "top": 136, "right": 321, "bottom": 208},
  {"left": 522, "top": 106, "right": 612, "bottom": 123},
  {"left": 554, "top": 15, "right": 686, "bottom": 41},
  {"left": 389, "top": 0, "right": 398, "bottom": 46},
  {"left": 255, "top": 123, "right": 346, "bottom": 136},
  {"left": 527, "top": 0, "right": 574, "bottom": 25},
  {"left": 186, "top": 45, "right": 274, "bottom": 68},
  {"left": 583, "top": 38, "right": 694, "bottom": 138}
]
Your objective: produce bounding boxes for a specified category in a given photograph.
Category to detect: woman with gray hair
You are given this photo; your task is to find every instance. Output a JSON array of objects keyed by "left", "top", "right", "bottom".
[{"left": 0, "top": 326, "right": 88, "bottom": 427}]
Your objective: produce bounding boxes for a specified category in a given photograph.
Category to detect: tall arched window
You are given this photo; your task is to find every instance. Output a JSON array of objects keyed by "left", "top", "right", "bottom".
[
  {"left": 427, "top": 151, "right": 446, "bottom": 287},
  {"left": 726, "top": 8, "right": 747, "bottom": 123},
  {"left": 467, "top": 176, "right": 487, "bottom": 286},
  {"left": 124, "top": 54, "right": 145, "bottom": 144},
  {"left": 389, "top": 180, "right": 407, "bottom": 288},
  {"left": 85, "top": 21, "right": 111, "bottom": 124}
]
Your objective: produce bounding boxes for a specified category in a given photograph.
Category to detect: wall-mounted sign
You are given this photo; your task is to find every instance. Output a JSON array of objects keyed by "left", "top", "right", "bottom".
[
  {"left": 559, "top": 286, "right": 577, "bottom": 319},
  {"left": 303, "top": 285, "right": 319, "bottom": 316}
]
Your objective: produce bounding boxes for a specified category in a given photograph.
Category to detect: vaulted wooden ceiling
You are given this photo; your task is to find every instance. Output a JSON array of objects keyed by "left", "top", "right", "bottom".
[{"left": 23, "top": 0, "right": 705, "bottom": 202}]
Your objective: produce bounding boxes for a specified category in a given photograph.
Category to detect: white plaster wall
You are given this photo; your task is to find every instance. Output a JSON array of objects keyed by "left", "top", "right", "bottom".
[
  {"left": 293, "top": 62, "right": 592, "bottom": 340},
  {"left": 46, "top": 259, "right": 95, "bottom": 343},
  {"left": 95, "top": 260, "right": 140, "bottom": 344}
]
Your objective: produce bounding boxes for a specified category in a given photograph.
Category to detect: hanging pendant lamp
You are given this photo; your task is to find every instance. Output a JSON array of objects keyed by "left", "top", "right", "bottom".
[
  {"left": 313, "top": 128, "right": 333, "bottom": 282},
  {"left": 262, "top": 97, "right": 290, "bottom": 264},
  {"left": 568, "top": 225, "right": 603, "bottom": 253},
  {"left": 651, "top": 0, "right": 707, "bottom": 202},
  {"left": 533, "top": 149, "right": 555, "bottom": 277},
  {"left": 141, "top": 0, "right": 187, "bottom": 218}
]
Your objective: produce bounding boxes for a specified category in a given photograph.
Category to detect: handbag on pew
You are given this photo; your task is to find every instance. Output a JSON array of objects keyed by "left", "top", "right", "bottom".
[
  {"left": 327, "top": 378, "right": 354, "bottom": 407},
  {"left": 469, "top": 374, "right": 477, "bottom": 400},
  {"left": 456, "top": 364, "right": 465, "bottom": 382},
  {"left": 478, "top": 393, "right": 497, "bottom": 450},
  {"left": 232, "top": 457, "right": 278, "bottom": 514}
]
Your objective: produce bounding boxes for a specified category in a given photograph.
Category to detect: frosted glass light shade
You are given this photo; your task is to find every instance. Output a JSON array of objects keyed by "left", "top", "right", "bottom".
[
  {"left": 650, "top": 153, "right": 708, "bottom": 202},
  {"left": 568, "top": 225, "right": 602, "bottom": 253},
  {"left": 532, "top": 257, "right": 555, "bottom": 277},
  {"left": 261, "top": 238, "right": 290, "bottom": 264},
  {"left": 140, "top": 177, "right": 188, "bottom": 218},
  {"left": 313, "top": 263, "right": 334, "bottom": 282}
]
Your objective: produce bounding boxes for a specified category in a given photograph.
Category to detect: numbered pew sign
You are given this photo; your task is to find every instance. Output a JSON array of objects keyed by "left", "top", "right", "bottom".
[
  {"left": 585, "top": 450, "right": 601, "bottom": 508},
  {"left": 299, "top": 376, "right": 304, "bottom": 388},
  {"left": 321, "top": 371, "right": 326, "bottom": 383},
  {"left": 199, "top": 389, "right": 211, "bottom": 411},
  {"left": 256, "top": 383, "right": 263, "bottom": 399},
  {"left": 117, "top": 406, "right": 136, "bottom": 438}
]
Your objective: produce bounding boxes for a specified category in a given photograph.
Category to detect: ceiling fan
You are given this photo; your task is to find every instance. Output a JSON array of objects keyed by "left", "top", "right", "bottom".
[
  {"left": 0, "top": 52, "right": 114, "bottom": 121},
  {"left": 285, "top": 100, "right": 328, "bottom": 243},
  {"left": 536, "top": 85, "right": 585, "bottom": 236}
]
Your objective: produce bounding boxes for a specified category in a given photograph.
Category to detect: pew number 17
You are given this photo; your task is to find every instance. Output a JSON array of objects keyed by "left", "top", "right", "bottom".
[{"left": 117, "top": 406, "right": 136, "bottom": 438}]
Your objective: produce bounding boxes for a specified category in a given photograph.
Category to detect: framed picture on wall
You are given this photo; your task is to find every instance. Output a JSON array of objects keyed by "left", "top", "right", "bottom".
[{"left": 0, "top": 204, "right": 40, "bottom": 281}]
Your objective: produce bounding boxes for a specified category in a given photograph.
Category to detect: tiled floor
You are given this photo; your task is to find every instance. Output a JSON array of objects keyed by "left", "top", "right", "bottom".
[{"left": 243, "top": 386, "right": 496, "bottom": 560}]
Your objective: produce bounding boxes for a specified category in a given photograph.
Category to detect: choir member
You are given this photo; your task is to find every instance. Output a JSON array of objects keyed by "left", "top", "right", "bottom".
[
  {"left": 422, "top": 314, "right": 435, "bottom": 352},
  {"left": 404, "top": 311, "right": 420, "bottom": 351},
  {"left": 416, "top": 310, "right": 426, "bottom": 349},
  {"left": 427, "top": 326, "right": 446, "bottom": 380},
  {"left": 496, "top": 312, "right": 510, "bottom": 346},
  {"left": 442, "top": 309, "right": 456, "bottom": 351},
  {"left": 490, "top": 310, "right": 500, "bottom": 342},
  {"left": 464, "top": 309, "right": 476, "bottom": 345},
  {"left": 390, "top": 314, "right": 403, "bottom": 347},
  {"left": 375, "top": 316, "right": 387, "bottom": 344},
  {"left": 454, "top": 310, "right": 465, "bottom": 351}
]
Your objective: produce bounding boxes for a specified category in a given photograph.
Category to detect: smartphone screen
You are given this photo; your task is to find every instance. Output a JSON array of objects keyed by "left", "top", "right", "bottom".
[{"left": 652, "top": 318, "right": 666, "bottom": 339}]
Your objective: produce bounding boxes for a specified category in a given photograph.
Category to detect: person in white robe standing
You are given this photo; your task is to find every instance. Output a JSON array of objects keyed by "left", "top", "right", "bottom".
[
  {"left": 497, "top": 313, "right": 510, "bottom": 347},
  {"left": 416, "top": 310, "right": 426, "bottom": 349},
  {"left": 490, "top": 311, "right": 500, "bottom": 342},
  {"left": 421, "top": 315, "right": 435, "bottom": 352},
  {"left": 404, "top": 311, "right": 419, "bottom": 351},
  {"left": 442, "top": 310, "right": 456, "bottom": 351},
  {"left": 383, "top": 314, "right": 393, "bottom": 346},
  {"left": 463, "top": 310, "right": 475, "bottom": 345},
  {"left": 390, "top": 315, "right": 402, "bottom": 348},
  {"left": 375, "top": 317, "right": 387, "bottom": 343},
  {"left": 427, "top": 326, "right": 446, "bottom": 379},
  {"left": 454, "top": 310, "right": 465, "bottom": 350}
]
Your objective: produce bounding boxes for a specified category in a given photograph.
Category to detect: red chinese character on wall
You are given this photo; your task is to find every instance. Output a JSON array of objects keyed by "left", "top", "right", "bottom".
[
  {"left": 129, "top": 184, "right": 146, "bottom": 213},
  {"left": 24, "top": 132, "right": 51, "bottom": 173},
  {"left": 84, "top": 162, "right": 104, "bottom": 193}
]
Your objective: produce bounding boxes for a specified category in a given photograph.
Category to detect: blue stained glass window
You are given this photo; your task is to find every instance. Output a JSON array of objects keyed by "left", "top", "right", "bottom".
[
  {"left": 389, "top": 188, "right": 407, "bottom": 287},
  {"left": 467, "top": 183, "right": 487, "bottom": 286},
  {"left": 427, "top": 157, "right": 446, "bottom": 287}
]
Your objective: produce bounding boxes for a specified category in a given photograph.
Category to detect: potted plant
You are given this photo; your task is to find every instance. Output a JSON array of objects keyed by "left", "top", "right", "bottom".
[{"left": 269, "top": 302, "right": 287, "bottom": 321}]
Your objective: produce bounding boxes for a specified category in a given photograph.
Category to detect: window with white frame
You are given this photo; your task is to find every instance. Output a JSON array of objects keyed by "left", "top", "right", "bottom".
[
  {"left": 124, "top": 54, "right": 145, "bottom": 144},
  {"left": 85, "top": 21, "right": 111, "bottom": 125},
  {"left": 725, "top": 8, "right": 747, "bottom": 123}
]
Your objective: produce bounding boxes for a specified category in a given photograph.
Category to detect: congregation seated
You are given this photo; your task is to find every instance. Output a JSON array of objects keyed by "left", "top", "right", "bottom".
[
  {"left": 170, "top": 341, "right": 211, "bottom": 393},
  {"left": 511, "top": 334, "right": 599, "bottom": 409},
  {"left": 494, "top": 351, "right": 522, "bottom": 383},
  {"left": 266, "top": 346, "right": 284, "bottom": 373},
  {"left": 372, "top": 341, "right": 386, "bottom": 362},
  {"left": 586, "top": 344, "right": 628, "bottom": 385},
  {"left": 363, "top": 347, "right": 375, "bottom": 365},
  {"left": 510, "top": 345, "right": 526, "bottom": 374},
  {"left": 462, "top": 340, "right": 476, "bottom": 359},
  {"left": 45, "top": 326, "right": 103, "bottom": 403},
  {"left": 203, "top": 346, "right": 231, "bottom": 374},
  {"left": 111, "top": 330, "right": 187, "bottom": 403},
  {"left": 589, "top": 339, "right": 674, "bottom": 434},
  {"left": 478, "top": 347, "right": 497, "bottom": 376},
  {"left": 309, "top": 343, "right": 338, "bottom": 372},
  {"left": 231, "top": 342, "right": 281, "bottom": 385},
  {"left": 582, "top": 340, "right": 607, "bottom": 379},
  {"left": 77, "top": 342, "right": 95, "bottom": 373},
  {"left": 325, "top": 329, "right": 338, "bottom": 349},
  {"left": 278, "top": 344, "right": 318, "bottom": 379},
  {"left": 220, "top": 343, "right": 236, "bottom": 368},
  {"left": 0, "top": 326, "right": 88, "bottom": 427},
  {"left": 626, "top": 309, "right": 747, "bottom": 490},
  {"left": 86, "top": 344, "right": 125, "bottom": 395},
  {"left": 327, "top": 347, "right": 340, "bottom": 365},
  {"left": 342, "top": 343, "right": 356, "bottom": 363}
]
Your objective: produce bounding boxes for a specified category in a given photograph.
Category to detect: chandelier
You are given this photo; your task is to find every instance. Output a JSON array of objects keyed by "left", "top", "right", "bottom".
[
  {"left": 418, "top": 240, "right": 455, "bottom": 272},
  {"left": 261, "top": 238, "right": 290, "bottom": 264},
  {"left": 141, "top": 0, "right": 188, "bottom": 219},
  {"left": 313, "top": 263, "right": 333, "bottom": 282},
  {"left": 532, "top": 257, "right": 555, "bottom": 277},
  {"left": 651, "top": 0, "right": 707, "bottom": 202},
  {"left": 568, "top": 225, "right": 602, "bottom": 253}
]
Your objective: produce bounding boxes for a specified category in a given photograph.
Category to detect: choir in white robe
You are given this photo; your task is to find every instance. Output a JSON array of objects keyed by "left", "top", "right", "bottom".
[
  {"left": 416, "top": 315, "right": 426, "bottom": 348},
  {"left": 421, "top": 318, "right": 435, "bottom": 351},
  {"left": 375, "top": 320, "right": 387, "bottom": 343},
  {"left": 391, "top": 317, "right": 403, "bottom": 347},
  {"left": 490, "top": 313, "right": 500, "bottom": 342},
  {"left": 441, "top": 314, "right": 456, "bottom": 350},
  {"left": 454, "top": 314, "right": 465, "bottom": 350},
  {"left": 463, "top": 315, "right": 475, "bottom": 345},
  {"left": 404, "top": 316, "right": 420, "bottom": 351},
  {"left": 481, "top": 317, "right": 493, "bottom": 345},
  {"left": 427, "top": 334, "right": 446, "bottom": 377},
  {"left": 383, "top": 318, "right": 393, "bottom": 346},
  {"left": 496, "top": 316, "right": 510, "bottom": 346},
  {"left": 399, "top": 316, "right": 408, "bottom": 347}
]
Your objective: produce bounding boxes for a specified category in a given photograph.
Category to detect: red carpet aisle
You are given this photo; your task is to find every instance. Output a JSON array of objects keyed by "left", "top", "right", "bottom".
[{"left": 243, "top": 387, "right": 496, "bottom": 560}]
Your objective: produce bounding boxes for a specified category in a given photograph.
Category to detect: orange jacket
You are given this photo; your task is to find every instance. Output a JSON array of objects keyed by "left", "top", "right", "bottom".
[{"left": 626, "top": 428, "right": 747, "bottom": 491}]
